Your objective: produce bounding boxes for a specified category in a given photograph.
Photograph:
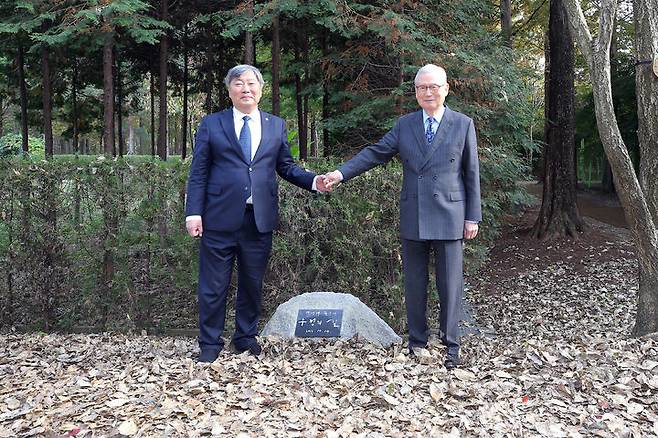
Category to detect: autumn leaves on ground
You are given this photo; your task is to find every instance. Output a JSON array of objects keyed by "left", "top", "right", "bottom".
[{"left": 1, "top": 211, "right": 657, "bottom": 437}]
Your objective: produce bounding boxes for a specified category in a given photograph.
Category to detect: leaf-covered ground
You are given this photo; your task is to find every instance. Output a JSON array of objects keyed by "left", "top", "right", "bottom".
[{"left": 1, "top": 213, "right": 657, "bottom": 437}]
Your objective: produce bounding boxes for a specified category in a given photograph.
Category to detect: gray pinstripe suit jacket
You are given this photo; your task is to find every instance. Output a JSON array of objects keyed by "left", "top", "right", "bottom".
[{"left": 339, "top": 107, "right": 482, "bottom": 241}]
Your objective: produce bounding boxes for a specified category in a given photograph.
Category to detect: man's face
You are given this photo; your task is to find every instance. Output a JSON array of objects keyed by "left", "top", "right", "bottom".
[
  {"left": 415, "top": 71, "right": 449, "bottom": 115},
  {"left": 228, "top": 70, "right": 262, "bottom": 113}
]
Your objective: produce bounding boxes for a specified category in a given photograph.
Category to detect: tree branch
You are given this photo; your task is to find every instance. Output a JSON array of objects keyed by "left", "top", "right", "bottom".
[{"left": 561, "top": 0, "right": 594, "bottom": 67}]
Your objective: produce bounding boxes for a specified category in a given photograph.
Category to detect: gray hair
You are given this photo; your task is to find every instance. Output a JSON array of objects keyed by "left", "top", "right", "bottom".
[
  {"left": 224, "top": 64, "right": 265, "bottom": 88},
  {"left": 414, "top": 64, "right": 447, "bottom": 85}
]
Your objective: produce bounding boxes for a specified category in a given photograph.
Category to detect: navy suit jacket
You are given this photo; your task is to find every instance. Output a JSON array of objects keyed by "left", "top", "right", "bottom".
[
  {"left": 339, "top": 107, "right": 482, "bottom": 240},
  {"left": 185, "top": 109, "right": 316, "bottom": 233}
]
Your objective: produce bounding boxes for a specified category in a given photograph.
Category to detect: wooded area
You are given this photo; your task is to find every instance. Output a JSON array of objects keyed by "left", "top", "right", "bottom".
[{"left": 0, "top": 0, "right": 656, "bottom": 337}]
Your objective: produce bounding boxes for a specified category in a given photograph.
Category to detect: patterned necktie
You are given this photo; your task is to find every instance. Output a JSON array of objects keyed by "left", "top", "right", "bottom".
[
  {"left": 239, "top": 115, "right": 252, "bottom": 162},
  {"left": 426, "top": 117, "right": 436, "bottom": 144}
]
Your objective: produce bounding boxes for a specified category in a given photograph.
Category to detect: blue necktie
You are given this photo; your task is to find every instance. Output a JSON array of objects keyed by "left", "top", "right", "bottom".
[
  {"left": 239, "top": 115, "right": 251, "bottom": 162},
  {"left": 426, "top": 117, "right": 436, "bottom": 144}
]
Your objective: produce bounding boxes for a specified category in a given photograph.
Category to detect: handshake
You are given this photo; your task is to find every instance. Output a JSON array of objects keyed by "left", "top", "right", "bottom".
[{"left": 316, "top": 170, "right": 344, "bottom": 193}]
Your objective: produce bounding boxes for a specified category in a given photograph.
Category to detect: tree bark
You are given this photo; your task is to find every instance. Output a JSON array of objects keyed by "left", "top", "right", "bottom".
[
  {"left": 532, "top": 0, "right": 583, "bottom": 239},
  {"left": 17, "top": 43, "right": 29, "bottom": 153},
  {"left": 635, "top": 0, "right": 658, "bottom": 226},
  {"left": 41, "top": 46, "right": 53, "bottom": 159},
  {"left": 157, "top": 0, "right": 169, "bottom": 160},
  {"left": 181, "top": 23, "right": 189, "bottom": 160},
  {"left": 633, "top": 0, "right": 658, "bottom": 334},
  {"left": 501, "top": 0, "right": 512, "bottom": 46},
  {"left": 102, "top": 33, "right": 115, "bottom": 156},
  {"left": 563, "top": 0, "right": 658, "bottom": 336},
  {"left": 271, "top": 14, "right": 281, "bottom": 115}
]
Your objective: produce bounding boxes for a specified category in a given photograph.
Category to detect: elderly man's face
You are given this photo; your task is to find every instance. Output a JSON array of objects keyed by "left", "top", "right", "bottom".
[
  {"left": 228, "top": 70, "right": 262, "bottom": 114},
  {"left": 415, "top": 71, "right": 449, "bottom": 115}
]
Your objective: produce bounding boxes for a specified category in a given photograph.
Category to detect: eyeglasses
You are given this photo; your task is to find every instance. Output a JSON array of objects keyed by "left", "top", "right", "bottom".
[{"left": 415, "top": 84, "right": 446, "bottom": 93}]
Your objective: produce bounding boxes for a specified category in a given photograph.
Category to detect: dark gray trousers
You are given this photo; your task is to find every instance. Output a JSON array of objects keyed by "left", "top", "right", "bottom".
[{"left": 402, "top": 238, "right": 463, "bottom": 353}]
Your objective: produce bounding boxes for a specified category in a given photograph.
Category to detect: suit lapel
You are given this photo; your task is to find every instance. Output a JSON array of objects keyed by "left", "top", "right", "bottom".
[
  {"left": 411, "top": 110, "right": 426, "bottom": 156},
  {"left": 252, "top": 110, "right": 271, "bottom": 164},
  {"left": 419, "top": 107, "right": 454, "bottom": 171},
  {"left": 218, "top": 109, "right": 248, "bottom": 162}
]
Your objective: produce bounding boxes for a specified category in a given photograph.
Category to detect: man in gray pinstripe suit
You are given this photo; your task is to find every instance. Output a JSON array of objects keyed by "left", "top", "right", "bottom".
[{"left": 324, "top": 64, "right": 481, "bottom": 369}]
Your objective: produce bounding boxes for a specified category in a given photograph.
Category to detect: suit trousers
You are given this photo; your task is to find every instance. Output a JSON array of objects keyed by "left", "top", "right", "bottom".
[
  {"left": 402, "top": 238, "right": 463, "bottom": 353},
  {"left": 197, "top": 207, "right": 273, "bottom": 352}
]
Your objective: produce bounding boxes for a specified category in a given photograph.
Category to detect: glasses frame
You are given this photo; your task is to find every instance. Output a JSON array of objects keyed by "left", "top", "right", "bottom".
[{"left": 415, "top": 83, "right": 447, "bottom": 93}]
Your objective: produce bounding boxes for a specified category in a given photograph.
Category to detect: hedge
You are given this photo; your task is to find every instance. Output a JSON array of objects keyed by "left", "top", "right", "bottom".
[{"left": 0, "top": 153, "right": 529, "bottom": 333}]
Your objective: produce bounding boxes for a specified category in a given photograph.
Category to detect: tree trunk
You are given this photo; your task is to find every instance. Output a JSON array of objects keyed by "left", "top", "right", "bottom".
[
  {"left": 310, "top": 115, "right": 317, "bottom": 157},
  {"left": 72, "top": 60, "right": 79, "bottom": 154},
  {"left": 116, "top": 54, "right": 124, "bottom": 157},
  {"left": 271, "top": 14, "right": 281, "bottom": 115},
  {"left": 150, "top": 70, "right": 155, "bottom": 156},
  {"left": 157, "top": 0, "right": 169, "bottom": 160},
  {"left": 295, "top": 66, "right": 304, "bottom": 158},
  {"left": 633, "top": 0, "right": 658, "bottom": 334},
  {"left": 301, "top": 34, "right": 309, "bottom": 160},
  {"left": 635, "top": 0, "right": 658, "bottom": 226},
  {"left": 501, "top": 0, "right": 512, "bottom": 46},
  {"left": 563, "top": 0, "right": 658, "bottom": 337},
  {"left": 181, "top": 23, "right": 189, "bottom": 160},
  {"left": 601, "top": 155, "right": 615, "bottom": 193},
  {"left": 244, "top": 0, "right": 255, "bottom": 65},
  {"left": 204, "top": 40, "right": 214, "bottom": 114},
  {"left": 102, "top": 33, "right": 115, "bottom": 156},
  {"left": 531, "top": 0, "right": 583, "bottom": 239},
  {"left": 17, "top": 43, "right": 29, "bottom": 153},
  {"left": 322, "top": 35, "right": 330, "bottom": 156},
  {"left": 294, "top": 34, "right": 308, "bottom": 160},
  {"left": 41, "top": 46, "right": 53, "bottom": 159}
]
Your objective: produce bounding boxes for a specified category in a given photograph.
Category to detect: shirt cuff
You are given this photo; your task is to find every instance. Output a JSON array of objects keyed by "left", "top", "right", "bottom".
[
  {"left": 312, "top": 176, "right": 318, "bottom": 191},
  {"left": 465, "top": 220, "right": 479, "bottom": 224},
  {"left": 186, "top": 215, "right": 202, "bottom": 222}
]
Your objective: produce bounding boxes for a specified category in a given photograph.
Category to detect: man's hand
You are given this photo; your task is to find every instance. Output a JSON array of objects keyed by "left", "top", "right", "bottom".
[
  {"left": 187, "top": 218, "right": 203, "bottom": 238},
  {"left": 316, "top": 175, "right": 332, "bottom": 193},
  {"left": 464, "top": 221, "right": 478, "bottom": 240},
  {"left": 323, "top": 170, "right": 344, "bottom": 189}
]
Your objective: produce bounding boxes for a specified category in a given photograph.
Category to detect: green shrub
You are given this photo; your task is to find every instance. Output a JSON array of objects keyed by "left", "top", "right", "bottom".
[
  {"left": 0, "top": 133, "right": 46, "bottom": 158},
  {"left": 0, "top": 154, "right": 528, "bottom": 333}
]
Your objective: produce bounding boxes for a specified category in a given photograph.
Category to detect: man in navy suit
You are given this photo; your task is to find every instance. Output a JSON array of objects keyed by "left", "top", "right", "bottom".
[
  {"left": 324, "top": 64, "right": 481, "bottom": 369},
  {"left": 185, "top": 64, "right": 329, "bottom": 363}
]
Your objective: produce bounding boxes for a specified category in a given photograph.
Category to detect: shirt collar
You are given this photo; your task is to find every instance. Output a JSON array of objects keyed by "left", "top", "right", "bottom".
[
  {"left": 422, "top": 107, "right": 445, "bottom": 125},
  {"left": 233, "top": 107, "right": 260, "bottom": 122}
]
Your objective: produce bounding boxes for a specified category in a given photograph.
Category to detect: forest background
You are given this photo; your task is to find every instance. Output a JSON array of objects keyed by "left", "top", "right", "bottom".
[{"left": 0, "top": 0, "right": 655, "bottom": 338}]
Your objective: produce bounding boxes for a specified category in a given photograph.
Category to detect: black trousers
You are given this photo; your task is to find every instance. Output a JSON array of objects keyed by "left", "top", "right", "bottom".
[{"left": 197, "top": 207, "right": 272, "bottom": 352}]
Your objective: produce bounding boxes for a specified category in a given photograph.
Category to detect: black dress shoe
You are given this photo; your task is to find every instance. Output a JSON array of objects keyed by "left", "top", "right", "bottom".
[
  {"left": 444, "top": 353, "right": 460, "bottom": 370},
  {"left": 198, "top": 348, "right": 221, "bottom": 363},
  {"left": 233, "top": 341, "right": 262, "bottom": 357}
]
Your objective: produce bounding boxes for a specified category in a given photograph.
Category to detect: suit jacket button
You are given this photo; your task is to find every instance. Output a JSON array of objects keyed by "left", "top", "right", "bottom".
[
  {"left": 432, "top": 176, "right": 437, "bottom": 180},
  {"left": 249, "top": 167, "right": 253, "bottom": 172},
  {"left": 418, "top": 175, "right": 423, "bottom": 179},
  {"left": 434, "top": 194, "right": 438, "bottom": 198}
]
